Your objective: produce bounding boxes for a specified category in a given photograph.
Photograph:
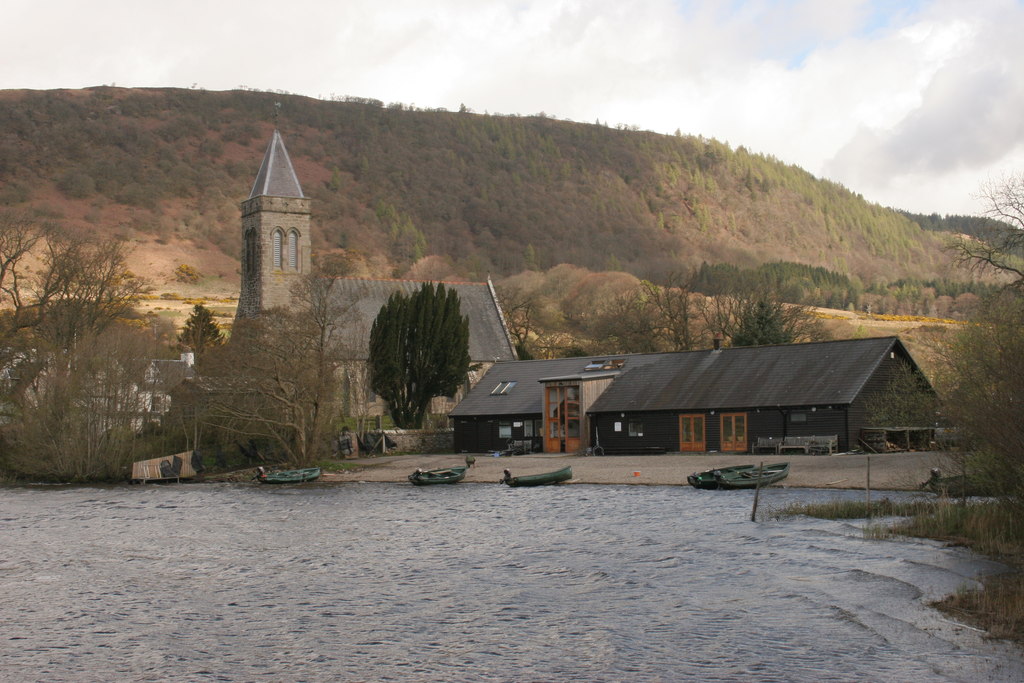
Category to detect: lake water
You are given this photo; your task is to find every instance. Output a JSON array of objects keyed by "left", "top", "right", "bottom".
[{"left": 2, "top": 482, "right": 1022, "bottom": 682}]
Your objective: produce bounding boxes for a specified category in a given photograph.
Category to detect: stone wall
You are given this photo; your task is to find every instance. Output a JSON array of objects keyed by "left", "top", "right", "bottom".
[{"left": 383, "top": 429, "right": 454, "bottom": 454}]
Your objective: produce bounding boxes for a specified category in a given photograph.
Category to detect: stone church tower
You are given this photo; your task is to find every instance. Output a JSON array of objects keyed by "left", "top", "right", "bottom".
[{"left": 236, "top": 130, "right": 312, "bottom": 318}]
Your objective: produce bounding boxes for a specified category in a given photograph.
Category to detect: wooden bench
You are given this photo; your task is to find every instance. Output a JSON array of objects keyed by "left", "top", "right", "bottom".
[
  {"left": 757, "top": 435, "right": 838, "bottom": 455},
  {"left": 592, "top": 446, "right": 667, "bottom": 456}
]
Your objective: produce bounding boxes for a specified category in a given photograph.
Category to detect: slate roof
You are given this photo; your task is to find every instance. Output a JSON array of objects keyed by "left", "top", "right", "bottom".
[
  {"left": 449, "top": 353, "right": 666, "bottom": 416},
  {"left": 588, "top": 337, "right": 909, "bottom": 413},
  {"left": 329, "top": 277, "right": 517, "bottom": 363},
  {"left": 450, "top": 337, "right": 913, "bottom": 417},
  {"left": 249, "top": 129, "right": 304, "bottom": 199}
]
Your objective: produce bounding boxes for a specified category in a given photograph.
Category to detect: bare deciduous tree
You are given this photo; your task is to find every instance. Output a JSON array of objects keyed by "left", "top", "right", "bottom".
[
  {"left": 6, "top": 324, "right": 163, "bottom": 481},
  {"left": 952, "top": 173, "right": 1024, "bottom": 287},
  {"left": 200, "top": 272, "right": 362, "bottom": 466}
]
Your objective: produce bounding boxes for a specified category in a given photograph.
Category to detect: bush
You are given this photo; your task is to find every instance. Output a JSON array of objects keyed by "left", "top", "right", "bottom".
[{"left": 174, "top": 264, "right": 201, "bottom": 284}]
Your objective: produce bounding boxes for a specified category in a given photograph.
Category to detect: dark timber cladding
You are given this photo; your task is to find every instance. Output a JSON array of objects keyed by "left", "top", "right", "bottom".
[
  {"left": 450, "top": 353, "right": 664, "bottom": 453},
  {"left": 450, "top": 337, "right": 929, "bottom": 455}
]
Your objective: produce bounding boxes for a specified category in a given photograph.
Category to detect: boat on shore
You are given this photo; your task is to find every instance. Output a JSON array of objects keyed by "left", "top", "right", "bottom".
[
  {"left": 687, "top": 462, "right": 789, "bottom": 490},
  {"left": 130, "top": 451, "right": 203, "bottom": 483},
  {"left": 256, "top": 467, "right": 321, "bottom": 484},
  {"left": 409, "top": 466, "right": 468, "bottom": 485},
  {"left": 501, "top": 465, "right": 573, "bottom": 487}
]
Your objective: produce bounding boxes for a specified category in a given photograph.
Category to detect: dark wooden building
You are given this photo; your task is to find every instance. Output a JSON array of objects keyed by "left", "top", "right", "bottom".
[{"left": 450, "top": 337, "right": 930, "bottom": 454}]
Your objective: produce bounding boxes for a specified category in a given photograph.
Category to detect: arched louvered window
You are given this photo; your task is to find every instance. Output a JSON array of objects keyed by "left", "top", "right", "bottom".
[
  {"left": 244, "top": 227, "right": 258, "bottom": 275},
  {"left": 288, "top": 230, "right": 299, "bottom": 270},
  {"left": 272, "top": 229, "right": 283, "bottom": 270}
]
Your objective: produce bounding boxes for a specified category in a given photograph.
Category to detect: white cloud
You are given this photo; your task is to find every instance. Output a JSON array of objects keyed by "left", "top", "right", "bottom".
[{"left": 2, "top": 0, "right": 1023, "bottom": 214}]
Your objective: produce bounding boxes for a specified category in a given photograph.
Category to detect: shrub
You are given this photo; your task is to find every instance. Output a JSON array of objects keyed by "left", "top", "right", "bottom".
[{"left": 174, "top": 263, "right": 201, "bottom": 284}]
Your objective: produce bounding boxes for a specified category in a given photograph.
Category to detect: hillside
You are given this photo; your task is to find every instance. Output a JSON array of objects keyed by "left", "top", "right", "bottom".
[{"left": 0, "top": 87, "right": 989, "bottom": 296}]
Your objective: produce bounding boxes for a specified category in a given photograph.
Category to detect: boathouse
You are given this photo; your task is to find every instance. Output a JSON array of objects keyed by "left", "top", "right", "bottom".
[{"left": 449, "top": 337, "right": 930, "bottom": 454}]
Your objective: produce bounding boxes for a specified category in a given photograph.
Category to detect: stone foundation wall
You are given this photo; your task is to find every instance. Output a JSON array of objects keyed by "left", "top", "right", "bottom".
[{"left": 384, "top": 429, "right": 454, "bottom": 454}]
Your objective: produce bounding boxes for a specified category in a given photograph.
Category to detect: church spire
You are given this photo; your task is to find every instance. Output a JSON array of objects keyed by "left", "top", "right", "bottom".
[{"left": 249, "top": 129, "right": 304, "bottom": 199}]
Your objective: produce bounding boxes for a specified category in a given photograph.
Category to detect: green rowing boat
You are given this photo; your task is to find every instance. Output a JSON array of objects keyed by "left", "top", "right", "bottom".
[
  {"left": 501, "top": 465, "right": 572, "bottom": 487},
  {"left": 409, "top": 466, "right": 468, "bottom": 485},
  {"left": 687, "top": 462, "right": 789, "bottom": 490},
  {"left": 257, "top": 467, "right": 321, "bottom": 484}
]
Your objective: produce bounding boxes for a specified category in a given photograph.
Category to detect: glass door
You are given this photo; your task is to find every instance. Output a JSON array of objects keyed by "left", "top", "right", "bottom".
[
  {"left": 679, "top": 414, "right": 705, "bottom": 452},
  {"left": 544, "top": 384, "right": 580, "bottom": 453},
  {"left": 720, "top": 413, "right": 748, "bottom": 452}
]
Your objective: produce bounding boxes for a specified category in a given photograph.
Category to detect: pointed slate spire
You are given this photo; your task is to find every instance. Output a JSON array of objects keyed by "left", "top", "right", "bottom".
[{"left": 249, "top": 129, "right": 304, "bottom": 199}]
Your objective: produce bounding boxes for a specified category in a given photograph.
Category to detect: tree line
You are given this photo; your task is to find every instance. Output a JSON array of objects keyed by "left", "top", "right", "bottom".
[{"left": 0, "top": 223, "right": 473, "bottom": 481}]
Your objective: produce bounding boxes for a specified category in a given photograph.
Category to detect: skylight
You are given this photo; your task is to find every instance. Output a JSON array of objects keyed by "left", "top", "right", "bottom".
[
  {"left": 490, "top": 380, "right": 517, "bottom": 395},
  {"left": 584, "top": 359, "right": 626, "bottom": 371}
]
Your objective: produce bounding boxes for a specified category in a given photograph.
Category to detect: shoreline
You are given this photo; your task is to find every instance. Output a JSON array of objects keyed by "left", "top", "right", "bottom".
[{"left": 320, "top": 451, "right": 953, "bottom": 490}]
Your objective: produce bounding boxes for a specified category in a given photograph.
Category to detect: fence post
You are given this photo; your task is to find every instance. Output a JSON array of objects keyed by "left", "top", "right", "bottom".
[
  {"left": 751, "top": 461, "right": 765, "bottom": 522},
  {"left": 866, "top": 456, "right": 872, "bottom": 519}
]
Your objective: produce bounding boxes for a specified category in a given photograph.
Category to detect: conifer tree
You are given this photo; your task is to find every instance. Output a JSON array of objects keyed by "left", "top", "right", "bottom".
[
  {"left": 732, "top": 299, "right": 791, "bottom": 347},
  {"left": 368, "top": 283, "right": 471, "bottom": 428},
  {"left": 178, "top": 303, "right": 224, "bottom": 355}
]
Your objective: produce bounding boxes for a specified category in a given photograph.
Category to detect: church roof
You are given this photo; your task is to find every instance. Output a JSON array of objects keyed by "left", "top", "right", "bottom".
[
  {"left": 328, "top": 278, "right": 517, "bottom": 363},
  {"left": 249, "top": 130, "right": 304, "bottom": 199}
]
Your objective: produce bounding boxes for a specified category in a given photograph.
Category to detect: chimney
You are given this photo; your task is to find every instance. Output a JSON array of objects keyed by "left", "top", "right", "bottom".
[{"left": 713, "top": 332, "right": 723, "bottom": 351}]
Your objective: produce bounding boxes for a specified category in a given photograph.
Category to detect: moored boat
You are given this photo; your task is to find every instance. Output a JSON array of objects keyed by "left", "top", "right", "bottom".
[
  {"left": 409, "top": 466, "right": 468, "bottom": 485},
  {"left": 256, "top": 467, "right": 321, "bottom": 484},
  {"left": 501, "top": 465, "right": 573, "bottom": 487},
  {"left": 687, "top": 462, "right": 789, "bottom": 490}
]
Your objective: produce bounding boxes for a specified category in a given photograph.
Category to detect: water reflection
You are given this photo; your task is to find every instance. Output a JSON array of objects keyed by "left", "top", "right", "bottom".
[{"left": 1, "top": 483, "right": 1020, "bottom": 681}]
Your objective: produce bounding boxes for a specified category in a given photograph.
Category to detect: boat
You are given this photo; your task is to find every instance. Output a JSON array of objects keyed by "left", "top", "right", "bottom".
[
  {"left": 256, "top": 467, "right": 321, "bottom": 484},
  {"left": 501, "top": 465, "right": 573, "bottom": 487},
  {"left": 130, "top": 451, "right": 203, "bottom": 483},
  {"left": 687, "top": 462, "right": 789, "bottom": 490},
  {"left": 408, "top": 466, "right": 468, "bottom": 485}
]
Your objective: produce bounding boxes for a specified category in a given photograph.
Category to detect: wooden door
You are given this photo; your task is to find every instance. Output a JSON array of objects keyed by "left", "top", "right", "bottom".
[
  {"left": 720, "top": 413, "right": 748, "bottom": 452},
  {"left": 544, "top": 384, "right": 580, "bottom": 453},
  {"left": 679, "top": 414, "right": 705, "bottom": 452}
]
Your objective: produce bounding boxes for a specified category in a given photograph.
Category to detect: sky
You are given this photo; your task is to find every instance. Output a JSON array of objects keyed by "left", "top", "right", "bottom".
[{"left": 3, "top": 0, "right": 1024, "bottom": 216}]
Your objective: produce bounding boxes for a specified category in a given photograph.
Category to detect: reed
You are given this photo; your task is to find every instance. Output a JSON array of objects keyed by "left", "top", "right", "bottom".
[
  {"left": 774, "top": 496, "right": 1024, "bottom": 643},
  {"left": 767, "top": 497, "right": 938, "bottom": 521}
]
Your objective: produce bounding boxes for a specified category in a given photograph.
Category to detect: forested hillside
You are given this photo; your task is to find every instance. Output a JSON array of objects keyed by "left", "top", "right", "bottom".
[{"left": 0, "top": 86, "right": 993, "bottom": 291}]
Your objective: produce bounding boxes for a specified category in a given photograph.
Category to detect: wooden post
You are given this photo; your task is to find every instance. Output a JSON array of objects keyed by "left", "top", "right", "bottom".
[
  {"left": 866, "top": 455, "right": 872, "bottom": 518},
  {"left": 751, "top": 461, "right": 765, "bottom": 522}
]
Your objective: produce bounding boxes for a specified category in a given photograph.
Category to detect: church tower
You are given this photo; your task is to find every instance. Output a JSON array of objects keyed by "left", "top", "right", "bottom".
[{"left": 236, "top": 130, "right": 312, "bottom": 318}]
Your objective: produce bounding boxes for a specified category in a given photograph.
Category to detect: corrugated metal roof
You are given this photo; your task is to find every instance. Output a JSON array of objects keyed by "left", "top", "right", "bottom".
[
  {"left": 450, "top": 337, "right": 910, "bottom": 417},
  {"left": 249, "top": 130, "right": 304, "bottom": 199},
  {"left": 328, "top": 278, "right": 516, "bottom": 363}
]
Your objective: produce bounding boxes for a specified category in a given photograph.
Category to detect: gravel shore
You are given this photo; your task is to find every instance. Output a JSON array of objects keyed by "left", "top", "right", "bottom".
[{"left": 323, "top": 451, "right": 955, "bottom": 490}]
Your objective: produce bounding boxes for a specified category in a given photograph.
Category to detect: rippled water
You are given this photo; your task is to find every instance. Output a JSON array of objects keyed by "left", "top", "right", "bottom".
[{"left": 2, "top": 482, "right": 1022, "bottom": 682}]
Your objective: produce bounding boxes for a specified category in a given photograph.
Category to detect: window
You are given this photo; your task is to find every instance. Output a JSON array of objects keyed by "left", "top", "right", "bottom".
[
  {"left": 272, "top": 229, "right": 283, "bottom": 269},
  {"left": 790, "top": 412, "right": 807, "bottom": 424},
  {"left": 498, "top": 421, "right": 512, "bottom": 439},
  {"left": 288, "top": 230, "right": 299, "bottom": 270},
  {"left": 490, "top": 380, "right": 517, "bottom": 395},
  {"left": 628, "top": 420, "right": 644, "bottom": 437},
  {"left": 584, "top": 359, "right": 626, "bottom": 371}
]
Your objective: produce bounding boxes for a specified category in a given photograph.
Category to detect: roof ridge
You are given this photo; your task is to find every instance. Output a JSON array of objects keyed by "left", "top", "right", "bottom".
[{"left": 337, "top": 275, "right": 487, "bottom": 286}]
